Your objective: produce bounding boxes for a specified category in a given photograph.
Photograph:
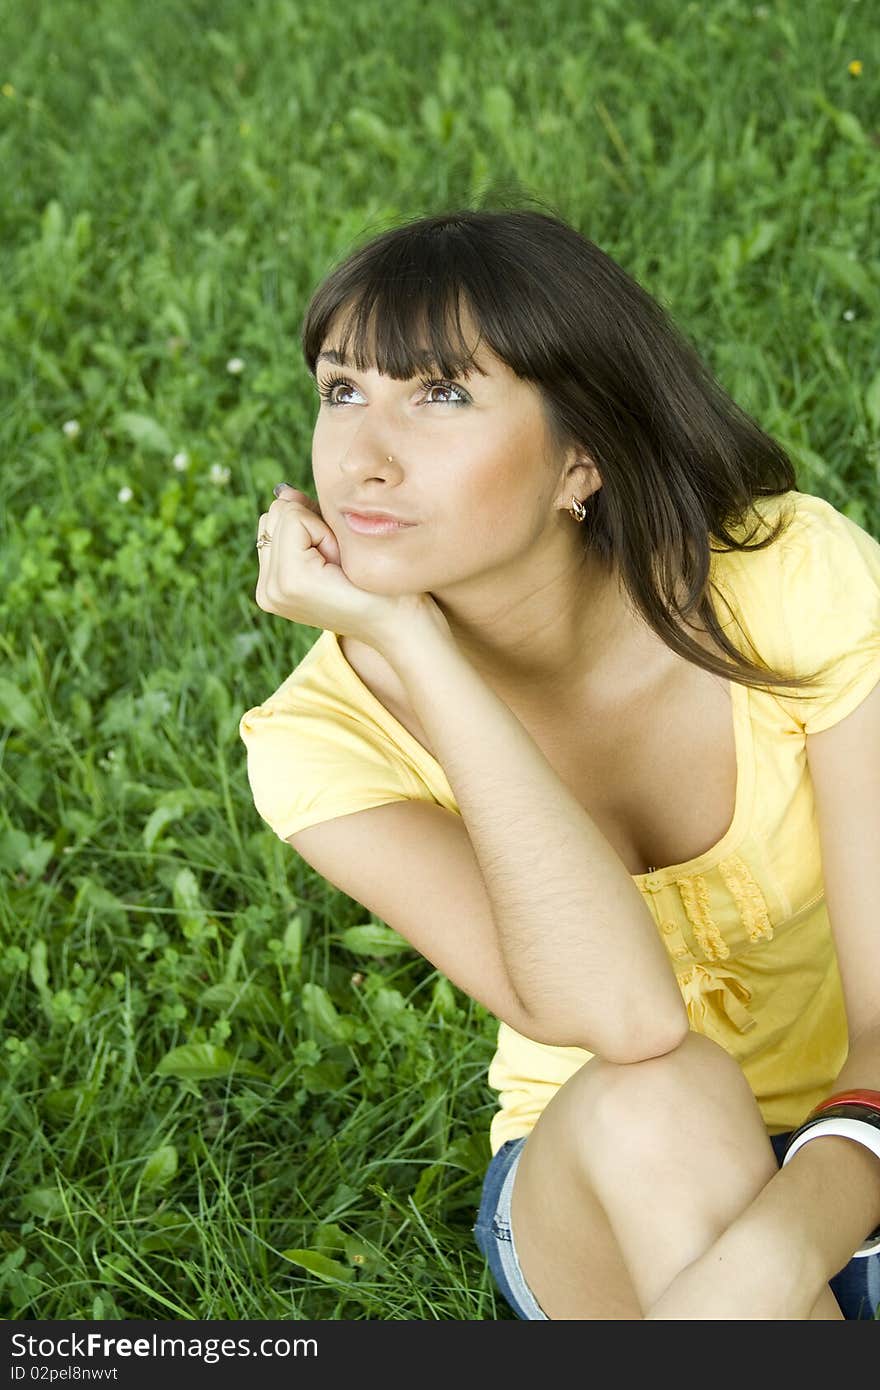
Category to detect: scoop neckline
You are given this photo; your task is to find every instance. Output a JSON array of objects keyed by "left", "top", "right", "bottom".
[{"left": 323, "top": 627, "right": 756, "bottom": 888}]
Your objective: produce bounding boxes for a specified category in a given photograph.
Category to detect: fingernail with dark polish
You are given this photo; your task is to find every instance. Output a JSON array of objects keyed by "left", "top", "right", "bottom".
[{"left": 273, "top": 483, "right": 292, "bottom": 497}]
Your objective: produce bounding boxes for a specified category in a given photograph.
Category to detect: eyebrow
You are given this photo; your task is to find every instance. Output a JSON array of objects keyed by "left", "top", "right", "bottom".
[{"left": 314, "top": 347, "right": 486, "bottom": 379}]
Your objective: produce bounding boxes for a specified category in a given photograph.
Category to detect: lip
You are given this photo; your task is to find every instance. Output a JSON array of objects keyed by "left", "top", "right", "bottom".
[{"left": 341, "top": 510, "right": 417, "bottom": 535}]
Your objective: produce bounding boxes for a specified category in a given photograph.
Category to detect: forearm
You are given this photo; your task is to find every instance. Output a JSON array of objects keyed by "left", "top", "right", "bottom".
[
  {"left": 727, "top": 1023, "right": 880, "bottom": 1296},
  {"left": 377, "top": 612, "right": 689, "bottom": 1059}
]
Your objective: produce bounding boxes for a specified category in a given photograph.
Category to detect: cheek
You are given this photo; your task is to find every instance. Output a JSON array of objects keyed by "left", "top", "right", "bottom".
[{"left": 461, "top": 443, "right": 546, "bottom": 533}]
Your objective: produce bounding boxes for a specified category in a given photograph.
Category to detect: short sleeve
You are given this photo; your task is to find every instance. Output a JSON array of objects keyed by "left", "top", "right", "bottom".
[
  {"left": 776, "top": 494, "right": 880, "bottom": 734},
  {"left": 238, "top": 699, "right": 429, "bottom": 842}
]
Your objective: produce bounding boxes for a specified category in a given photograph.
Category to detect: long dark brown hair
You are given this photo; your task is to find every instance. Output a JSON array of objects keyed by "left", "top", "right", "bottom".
[{"left": 301, "top": 205, "right": 826, "bottom": 700}]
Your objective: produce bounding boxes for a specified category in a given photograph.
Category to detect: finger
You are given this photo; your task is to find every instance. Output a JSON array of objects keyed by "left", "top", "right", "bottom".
[
  {"left": 274, "top": 503, "right": 326, "bottom": 551},
  {"left": 255, "top": 513, "right": 277, "bottom": 595},
  {"left": 272, "top": 485, "right": 323, "bottom": 516}
]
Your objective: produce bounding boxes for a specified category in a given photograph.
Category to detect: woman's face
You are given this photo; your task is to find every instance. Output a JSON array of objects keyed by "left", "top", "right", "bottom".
[{"left": 311, "top": 323, "right": 588, "bottom": 601}]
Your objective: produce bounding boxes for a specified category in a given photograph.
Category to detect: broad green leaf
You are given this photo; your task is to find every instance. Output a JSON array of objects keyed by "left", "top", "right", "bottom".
[
  {"left": 172, "top": 866, "right": 208, "bottom": 936},
  {"left": 281, "top": 914, "right": 304, "bottom": 969},
  {"left": 301, "top": 1060, "right": 349, "bottom": 1093},
  {"left": 430, "top": 976, "right": 458, "bottom": 1018},
  {"left": 279, "top": 1249, "right": 354, "bottom": 1283},
  {"left": 154, "top": 1043, "right": 264, "bottom": 1080},
  {"left": 142, "top": 803, "right": 186, "bottom": 850},
  {"left": 313, "top": 1222, "right": 346, "bottom": 1252},
  {"left": 812, "top": 90, "right": 869, "bottom": 147},
  {"left": 826, "top": 106, "right": 867, "bottom": 146},
  {"left": 482, "top": 85, "right": 514, "bottom": 140},
  {"left": 40, "top": 199, "right": 64, "bottom": 250},
  {"left": 21, "top": 837, "right": 54, "bottom": 880},
  {"left": 0, "top": 828, "right": 31, "bottom": 872},
  {"left": 29, "top": 939, "right": 49, "bottom": 995},
  {"left": 445, "top": 1131, "right": 491, "bottom": 1174},
  {"left": 72, "top": 878, "right": 129, "bottom": 927},
  {"left": 340, "top": 924, "right": 412, "bottom": 957},
  {"left": 138, "top": 1210, "right": 198, "bottom": 1254},
  {"left": 19, "top": 1187, "right": 66, "bottom": 1221},
  {"left": 716, "top": 232, "right": 742, "bottom": 280},
  {"left": 0, "top": 677, "right": 38, "bottom": 731},
  {"left": 31, "top": 343, "right": 69, "bottom": 390},
  {"left": 200, "top": 981, "right": 279, "bottom": 1023},
  {"left": 813, "top": 248, "right": 878, "bottom": 309},
  {"left": 413, "top": 1162, "right": 442, "bottom": 1208},
  {"left": 420, "top": 93, "right": 443, "bottom": 139},
  {"left": 341, "top": 1232, "right": 380, "bottom": 1273},
  {"left": 117, "top": 412, "right": 174, "bottom": 456},
  {"left": 142, "top": 1144, "right": 178, "bottom": 1188},
  {"left": 301, "top": 982, "right": 346, "bottom": 1039},
  {"left": 741, "top": 219, "right": 778, "bottom": 264},
  {"left": 348, "top": 107, "right": 397, "bottom": 157},
  {"left": 145, "top": 790, "right": 219, "bottom": 850},
  {"left": 43, "top": 1085, "right": 90, "bottom": 1120}
]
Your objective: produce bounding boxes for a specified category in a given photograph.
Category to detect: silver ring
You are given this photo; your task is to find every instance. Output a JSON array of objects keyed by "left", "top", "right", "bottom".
[{"left": 255, "top": 531, "right": 272, "bottom": 550}]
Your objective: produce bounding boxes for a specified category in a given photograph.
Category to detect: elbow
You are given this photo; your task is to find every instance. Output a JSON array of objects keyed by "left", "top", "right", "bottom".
[
  {"left": 600, "top": 1021, "right": 691, "bottom": 1065},
  {"left": 518, "top": 1010, "right": 690, "bottom": 1062},
  {"left": 606, "top": 1003, "right": 691, "bottom": 1063}
]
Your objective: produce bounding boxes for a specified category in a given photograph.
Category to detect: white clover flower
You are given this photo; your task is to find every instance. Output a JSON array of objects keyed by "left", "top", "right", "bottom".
[
  {"left": 226, "top": 356, "right": 245, "bottom": 374},
  {"left": 209, "top": 464, "right": 231, "bottom": 486},
  {"left": 117, "top": 485, "right": 133, "bottom": 503},
  {"left": 842, "top": 308, "right": 856, "bottom": 321},
  {"left": 62, "top": 419, "right": 81, "bottom": 439},
  {"left": 172, "top": 450, "right": 190, "bottom": 471}
]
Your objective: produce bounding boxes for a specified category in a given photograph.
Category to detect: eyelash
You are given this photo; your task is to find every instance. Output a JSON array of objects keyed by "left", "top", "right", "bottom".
[{"left": 316, "top": 374, "right": 471, "bottom": 407}]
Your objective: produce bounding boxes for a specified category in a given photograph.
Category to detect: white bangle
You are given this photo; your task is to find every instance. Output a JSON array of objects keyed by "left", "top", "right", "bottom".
[{"left": 782, "top": 1116, "right": 880, "bottom": 1258}]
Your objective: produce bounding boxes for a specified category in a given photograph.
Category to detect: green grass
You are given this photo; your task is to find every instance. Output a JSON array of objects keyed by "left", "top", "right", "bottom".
[{"left": 1, "top": 0, "right": 879, "bottom": 1320}]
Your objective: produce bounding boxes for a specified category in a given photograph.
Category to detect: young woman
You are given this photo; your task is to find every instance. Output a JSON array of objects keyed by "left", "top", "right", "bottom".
[{"left": 239, "top": 207, "right": 880, "bottom": 1319}]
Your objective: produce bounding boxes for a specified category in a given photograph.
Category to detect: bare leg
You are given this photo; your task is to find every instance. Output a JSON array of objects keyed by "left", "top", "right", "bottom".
[
  {"left": 509, "top": 1031, "right": 845, "bottom": 1319},
  {"left": 809, "top": 1286, "right": 845, "bottom": 1319}
]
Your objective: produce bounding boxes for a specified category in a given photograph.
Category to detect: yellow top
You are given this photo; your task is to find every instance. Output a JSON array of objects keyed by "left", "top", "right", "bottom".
[{"left": 239, "top": 490, "right": 880, "bottom": 1156}]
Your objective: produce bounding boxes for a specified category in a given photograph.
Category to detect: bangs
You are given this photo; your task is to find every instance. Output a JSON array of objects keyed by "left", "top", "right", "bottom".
[{"left": 302, "top": 222, "right": 501, "bottom": 383}]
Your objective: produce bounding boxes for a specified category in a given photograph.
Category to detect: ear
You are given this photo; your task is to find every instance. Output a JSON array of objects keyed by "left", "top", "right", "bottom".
[{"left": 555, "top": 451, "right": 602, "bottom": 514}]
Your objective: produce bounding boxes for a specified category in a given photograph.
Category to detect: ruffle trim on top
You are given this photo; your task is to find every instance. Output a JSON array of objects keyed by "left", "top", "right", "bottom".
[
  {"left": 644, "top": 854, "right": 775, "bottom": 1035},
  {"left": 717, "top": 854, "right": 775, "bottom": 944},
  {"left": 677, "top": 874, "right": 730, "bottom": 961}
]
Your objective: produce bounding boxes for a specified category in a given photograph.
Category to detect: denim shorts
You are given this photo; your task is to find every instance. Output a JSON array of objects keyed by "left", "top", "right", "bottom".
[{"left": 472, "top": 1130, "right": 880, "bottom": 1320}]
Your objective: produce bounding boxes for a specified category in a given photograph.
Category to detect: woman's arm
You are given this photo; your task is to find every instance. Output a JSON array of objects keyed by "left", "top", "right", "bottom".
[
  {"left": 725, "top": 1024, "right": 880, "bottom": 1282},
  {"left": 642, "top": 1024, "right": 880, "bottom": 1318},
  {"left": 377, "top": 610, "right": 689, "bottom": 1061}
]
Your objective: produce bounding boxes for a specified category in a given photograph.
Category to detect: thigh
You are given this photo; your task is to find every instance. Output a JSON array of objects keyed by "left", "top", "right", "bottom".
[{"left": 506, "top": 1053, "right": 644, "bottom": 1319}]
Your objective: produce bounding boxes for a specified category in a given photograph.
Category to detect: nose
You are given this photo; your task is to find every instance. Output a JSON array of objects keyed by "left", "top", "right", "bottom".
[{"left": 336, "top": 435, "right": 406, "bottom": 482}]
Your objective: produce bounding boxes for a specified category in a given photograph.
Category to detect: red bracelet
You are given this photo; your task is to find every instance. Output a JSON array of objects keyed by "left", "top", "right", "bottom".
[{"left": 810, "top": 1089, "right": 880, "bottom": 1118}]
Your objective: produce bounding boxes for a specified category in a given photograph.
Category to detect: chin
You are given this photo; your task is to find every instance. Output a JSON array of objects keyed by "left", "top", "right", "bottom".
[{"left": 339, "top": 559, "right": 420, "bottom": 597}]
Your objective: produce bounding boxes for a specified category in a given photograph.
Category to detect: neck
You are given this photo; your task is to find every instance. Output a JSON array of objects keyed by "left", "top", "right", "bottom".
[{"left": 432, "top": 544, "right": 653, "bottom": 703}]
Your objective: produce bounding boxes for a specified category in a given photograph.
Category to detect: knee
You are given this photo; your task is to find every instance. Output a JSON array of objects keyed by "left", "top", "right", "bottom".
[
  {"left": 575, "top": 1030, "right": 766, "bottom": 1165},
  {"left": 587, "top": 1030, "right": 742, "bottom": 1109}
]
